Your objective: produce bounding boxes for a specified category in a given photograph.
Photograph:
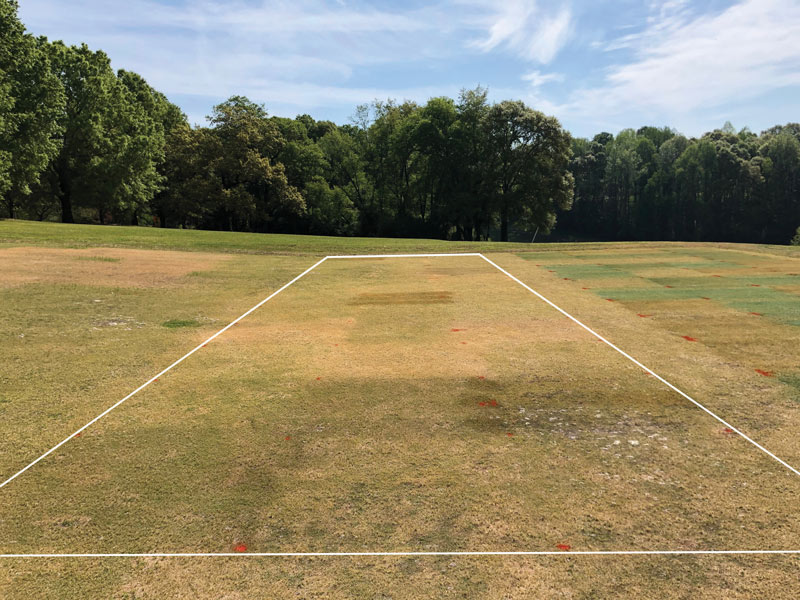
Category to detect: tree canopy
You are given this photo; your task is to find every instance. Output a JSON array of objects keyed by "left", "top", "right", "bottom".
[{"left": 1, "top": 0, "right": 798, "bottom": 244}]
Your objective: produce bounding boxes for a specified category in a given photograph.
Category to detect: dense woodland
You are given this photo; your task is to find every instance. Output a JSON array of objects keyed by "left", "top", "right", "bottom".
[{"left": 2, "top": 1, "right": 799, "bottom": 244}]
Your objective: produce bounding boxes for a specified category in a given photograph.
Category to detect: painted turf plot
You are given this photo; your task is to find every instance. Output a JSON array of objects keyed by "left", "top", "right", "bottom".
[{"left": 1, "top": 255, "right": 799, "bottom": 558}]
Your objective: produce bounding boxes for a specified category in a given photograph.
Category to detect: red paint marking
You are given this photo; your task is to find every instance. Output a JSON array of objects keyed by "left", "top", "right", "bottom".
[
  {"left": 750, "top": 284, "right": 761, "bottom": 287},
  {"left": 563, "top": 278, "right": 572, "bottom": 281},
  {"left": 506, "top": 433, "right": 514, "bottom": 437},
  {"left": 665, "top": 285, "right": 674, "bottom": 288},
  {"left": 451, "top": 328, "right": 464, "bottom": 332},
  {"left": 636, "top": 314, "right": 651, "bottom": 318},
  {"left": 334, "top": 343, "right": 339, "bottom": 346},
  {"left": 154, "top": 378, "right": 159, "bottom": 382},
  {"left": 606, "top": 298, "right": 615, "bottom": 302},
  {"left": 701, "top": 297, "right": 711, "bottom": 300},
  {"left": 712, "top": 275, "right": 722, "bottom": 278},
  {"left": 489, "top": 399, "right": 498, "bottom": 407},
  {"left": 284, "top": 436, "right": 291, "bottom": 441},
  {"left": 460, "top": 341, "right": 467, "bottom": 345},
  {"left": 478, "top": 376, "right": 485, "bottom": 380},
  {"left": 582, "top": 287, "right": 590, "bottom": 290},
  {"left": 723, "top": 427, "right": 734, "bottom": 434},
  {"left": 73, "top": 433, "right": 82, "bottom": 438},
  {"left": 316, "top": 377, "right": 321, "bottom": 380},
  {"left": 202, "top": 344, "right": 207, "bottom": 348},
  {"left": 478, "top": 402, "right": 486, "bottom": 407},
  {"left": 557, "top": 544, "right": 571, "bottom": 551},
  {"left": 749, "top": 312, "right": 762, "bottom": 316},
  {"left": 681, "top": 336, "right": 697, "bottom": 342},
  {"left": 548, "top": 270, "right": 556, "bottom": 273},
  {"left": 234, "top": 544, "right": 247, "bottom": 553},
  {"left": 755, "top": 369, "right": 774, "bottom": 377}
]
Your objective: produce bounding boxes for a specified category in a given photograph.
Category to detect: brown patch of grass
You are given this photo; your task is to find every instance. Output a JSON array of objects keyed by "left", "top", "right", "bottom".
[
  {"left": 0, "top": 247, "right": 229, "bottom": 288},
  {"left": 349, "top": 291, "right": 454, "bottom": 305}
]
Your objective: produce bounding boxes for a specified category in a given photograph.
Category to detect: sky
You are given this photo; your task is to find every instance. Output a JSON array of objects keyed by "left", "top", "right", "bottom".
[{"left": 18, "top": 0, "right": 800, "bottom": 138}]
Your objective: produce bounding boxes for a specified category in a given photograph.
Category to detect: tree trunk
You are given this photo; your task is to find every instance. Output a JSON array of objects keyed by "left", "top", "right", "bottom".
[
  {"left": 60, "top": 191, "right": 74, "bottom": 223},
  {"left": 58, "top": 165, "right": 75, "bottom": 223},
  {"left": 500, "top": 200, "right": 509, "bottom": 242}
]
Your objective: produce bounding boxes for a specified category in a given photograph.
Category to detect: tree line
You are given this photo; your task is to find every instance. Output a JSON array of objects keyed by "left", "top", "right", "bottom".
[{"left": 2, "top": 1, "right": 798, "bottom": 244}]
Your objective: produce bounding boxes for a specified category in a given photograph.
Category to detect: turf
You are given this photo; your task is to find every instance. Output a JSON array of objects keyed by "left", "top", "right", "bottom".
[{"left": 2, "top": 223, "right": 800, "bottom": 598}]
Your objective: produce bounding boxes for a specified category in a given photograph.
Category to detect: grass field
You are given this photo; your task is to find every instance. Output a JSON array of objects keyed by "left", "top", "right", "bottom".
[{"left": 1, "top": 220, "right": 800, "bottom": 598}]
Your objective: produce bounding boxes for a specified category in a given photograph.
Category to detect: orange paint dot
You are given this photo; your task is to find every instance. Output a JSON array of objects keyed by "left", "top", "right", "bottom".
[
  {"left": 682, "top": 336, "right": 697, "bottom": 342},
  {"left": 636, "top": 314, "right": 651, "bottom": 318},
  {"left": 749, "top": 312, "right": 762, "bottom": 316},
  {"left": 506, "top": 433, "right": 513, "bottom": 437},
  {"left": 723, "top": 427, "right": 734, "bottom": 434},
  {"left": 478, "top": 376, "right": 485, "bottom": 380},
  {"left": 582, "top": 287, "right": 590, "bottom": 290},
  {"left": 478, "top": 402, "right": 486, "bottom": 407},
  {"left": 755, "top": 369, "right": 774, "bottom": 377},
  {"left": 556, "top": 544, "right": 571, "bottom": 551},
  {"left": 284, "top": 436, "right": 291, "bottom": 441},
  {"left": 316, "top": 377, "right": 321, "bottom": 380},
  {"left": 750, "top": 284, "right": 761, "bottom": 287},
  {"left": 606, "top": 298, "right": 615, "bottom": 302},
  {"left": 460, "top": 341, "right": 467, "bottom": 345},
  {"left": 451, "top": 328, "right": 464, "bottom": 332},
  {"left": 74, "top": 433, "right": 82, "bottom": 438},
  {"left": 665, "top": 285, "right": 674, "bottom": 288},
  {"left": 234, "top": 544, "right": 247, "bottom": 553}
]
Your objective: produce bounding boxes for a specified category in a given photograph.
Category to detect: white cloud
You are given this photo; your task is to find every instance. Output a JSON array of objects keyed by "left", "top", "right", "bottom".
[
  {"left": 563, "top": 0, "right": 800, "bottom": 123},
  {"left": 468, "top": 0, "right": 572, "bottom": 63},
  {"left": 521, "top": 70, "right": 564, "bottom": 88}
]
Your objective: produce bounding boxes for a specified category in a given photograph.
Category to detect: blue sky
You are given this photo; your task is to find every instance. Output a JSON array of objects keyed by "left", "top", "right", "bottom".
[{"left": 19, "top": 0, "right": 800, "bottom": 138}]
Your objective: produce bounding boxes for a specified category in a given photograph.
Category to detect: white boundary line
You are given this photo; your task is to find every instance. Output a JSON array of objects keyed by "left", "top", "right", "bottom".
[
  {"left": 2, "top": 550, "right": 799, "bottom": 558},
  {"left": 2, "top": 251, "right": 798, "bottom": 559}
]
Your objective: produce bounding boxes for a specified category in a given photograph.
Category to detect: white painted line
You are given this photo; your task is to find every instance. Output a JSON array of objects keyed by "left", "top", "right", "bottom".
[
  {"left": 0, "top": 257, "right": 330, "bottom": 490},
  {"left": 327, "top": 253, "right": 482, "bottom": 259},
  {"left": 1, "top": 550, "right": 799, "bottom": 558},
  {"left": 478, "top": 253, "right": 800, "bottom": 478}
]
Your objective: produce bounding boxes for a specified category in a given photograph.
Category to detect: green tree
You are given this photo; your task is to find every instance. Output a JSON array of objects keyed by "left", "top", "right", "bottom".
[
  {"left": 41, "top": 43, "right": 164, "bottom": 223},
  {"left": 204, "top": 96, "right": 304, "bottom": 231},
  {"left": 484, "top": 100, "right": 573, "bottom": 241},
  {"left": 0, "top": 1, "right": 64, "bottom": 218}
]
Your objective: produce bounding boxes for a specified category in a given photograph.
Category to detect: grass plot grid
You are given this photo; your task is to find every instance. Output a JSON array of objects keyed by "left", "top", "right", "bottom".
[{"left": 2, "top": 253, "right": 799, "bottom": 559}]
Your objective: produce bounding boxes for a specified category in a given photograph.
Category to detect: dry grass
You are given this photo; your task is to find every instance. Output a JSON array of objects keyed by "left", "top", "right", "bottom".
[{"left": 1, "top": 243, "right": 800, "bottom": 598}]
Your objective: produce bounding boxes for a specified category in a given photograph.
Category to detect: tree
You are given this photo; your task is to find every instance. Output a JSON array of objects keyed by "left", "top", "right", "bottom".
[
  {"left": 0, "top": 1, "right": 64, "bottom": 218},
  {"left": 759, "top": 133, "right": 800, "bottom": 243},
  {"left": 203, "top": 96, "right": 305, "bottom": 231},
  {"left": 484, "top": 100, "right": 573, "bottom": 241},
  {"left": 318, "top": 127, "right": 373, "bottom": 233},
  {"left": 39, "top": 43, "right": 164, "bottom": 224}
]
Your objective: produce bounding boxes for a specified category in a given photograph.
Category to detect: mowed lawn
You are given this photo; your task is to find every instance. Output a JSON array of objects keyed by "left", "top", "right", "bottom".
[{"left": 1, "top": 221, "right": 800, "bottom": 598}]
